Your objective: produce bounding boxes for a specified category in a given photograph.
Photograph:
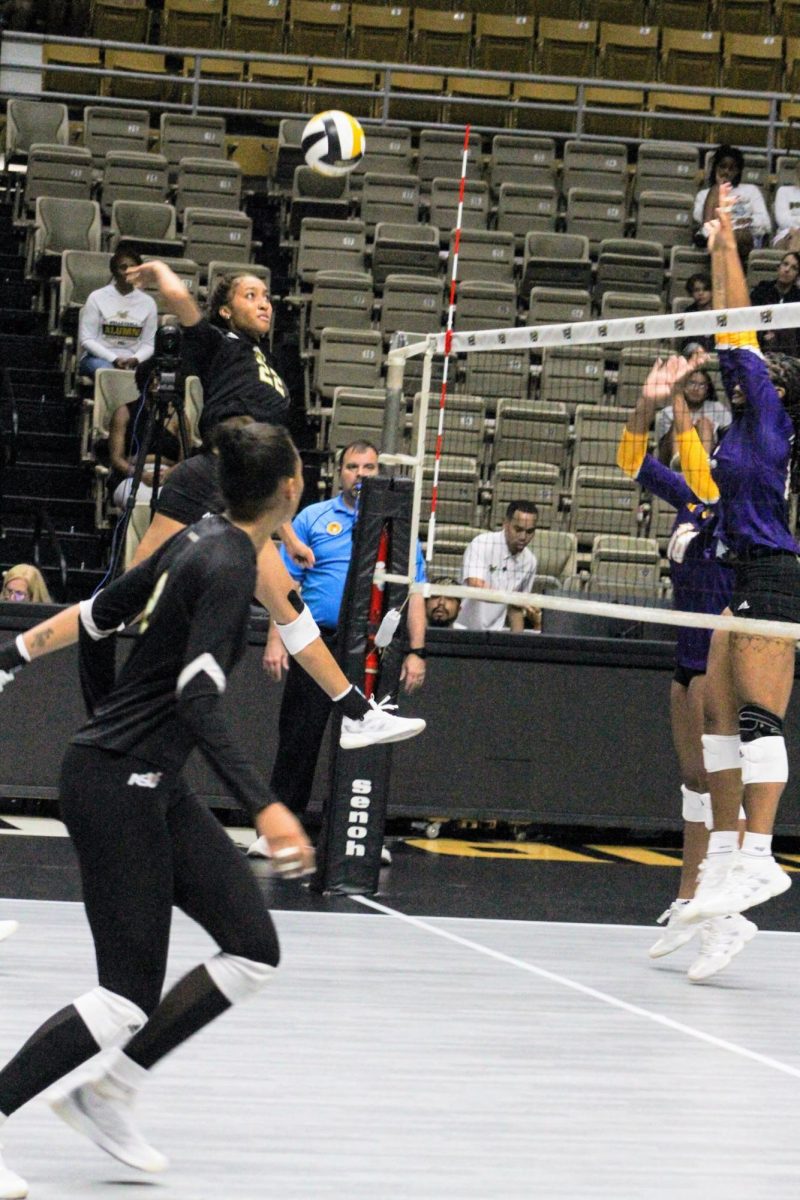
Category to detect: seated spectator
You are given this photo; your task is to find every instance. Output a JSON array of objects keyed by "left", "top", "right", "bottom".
[
  {"left": 678, "top": 272, "right": 714, "bottom": 356},
  {"left": 425, "top": 578, "right": 462, "bottom": 629},
  {"left": 656, "top": 365, "right": 729, "bottom": 465},
  {"left": 749, "top": 252, "right": 800, "bottom": 356},
  {"left": 107, "top": 387, "right": 184, "bottom": 508},
  {"left": 694, "top": 144, "right": 771, "bottom": 260},
  {"left": 773, "top": 165, "right": 800, "bottom": 251},
  {"left": 1, "top": 564, "right": 51, "bottom": 603},
  {"left": 458, "top": 502, "right": 538, "bottom": 633},
  {"left": 78, "top": 250, "right": 157, "bottom": 379}
]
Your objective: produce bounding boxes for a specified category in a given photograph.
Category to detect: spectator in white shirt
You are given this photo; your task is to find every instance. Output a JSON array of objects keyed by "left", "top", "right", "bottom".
[
  {"left": 773, "top": 167, "right": 800, "bottom": 251},
  {"left": 459, "top": 502, "right": 538, "bottom": 633},
  {"left": 694, "top": 144, "right": 771, "bottom": 260},
  {"left": 78, "top": 250, "right": 157, "bottom": 379}
]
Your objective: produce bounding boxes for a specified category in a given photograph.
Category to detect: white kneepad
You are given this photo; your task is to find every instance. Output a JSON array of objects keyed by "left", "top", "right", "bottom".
[
  {"left": 702, "top": 733, "right": 741, "bottom": 775},
  {"left": 74, "top": 986, "right": 147, "bottom": 1048},
  {"left": 681, "top": 785, "right": 712, "bottom": 829},
  {"left": 740, "top": 736, "right": 789, "bottom": 785},
  {"left": 206, "top": 953, "right": 274, "bottom": 1005}
]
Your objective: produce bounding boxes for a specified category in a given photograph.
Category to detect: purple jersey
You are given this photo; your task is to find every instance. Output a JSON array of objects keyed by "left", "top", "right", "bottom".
[
  {"left": 712, "top": 345, "right": 799, "bottom": 557},
  {"left": 637, "top": 454, "right": 733, "bottom": 672}
]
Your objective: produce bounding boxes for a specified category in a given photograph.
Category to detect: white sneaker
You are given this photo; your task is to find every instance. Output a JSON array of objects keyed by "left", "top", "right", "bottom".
[
  {"left": 682, "top": 852, "right": 791, "bottom": 922},
  {"left": 674, "top": 854, "right": 737, "bottom": 925},
  {"left": 50, "top": 1078, "right": 168, "bottom": 1174},
  {"left": 0, "top": 922, "right": 18, "bottom": 944},
  {"left": 340, "top": 696, "right": 425, "bottom": 750},
  {"left": 0, "top": 1148, "right": 27, "bottom": 1200},
  {"left": 246, "top": 835, "right": 271, "bottom": 859},
  {"left": 380, "top": 844, "right": 392, "bottom": 866},
  {"left": 687, "top": 913, "right": 758, "bottom": 983},
  {"left": 648, "top": 902, "right": 699, "bottom": 958}
]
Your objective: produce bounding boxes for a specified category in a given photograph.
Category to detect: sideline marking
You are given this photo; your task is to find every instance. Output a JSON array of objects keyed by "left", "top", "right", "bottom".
[{"left": 352, "top": 894, "right": 800, "bottom": 1080}]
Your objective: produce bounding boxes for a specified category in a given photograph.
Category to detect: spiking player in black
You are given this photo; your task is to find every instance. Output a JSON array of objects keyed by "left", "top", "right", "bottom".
[{"left": 0, "top": 424, "right": 317, "bottom": 1200}]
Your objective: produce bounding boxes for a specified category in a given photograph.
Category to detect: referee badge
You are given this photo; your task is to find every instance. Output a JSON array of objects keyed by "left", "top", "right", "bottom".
[{"left": 326, "top": 521, "right": 343, "bottom": 535}]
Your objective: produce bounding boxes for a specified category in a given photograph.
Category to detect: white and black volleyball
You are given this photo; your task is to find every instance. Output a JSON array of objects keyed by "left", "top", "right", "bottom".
[{"left": 301, "top": 110, "right": 366, "bottom": 178}]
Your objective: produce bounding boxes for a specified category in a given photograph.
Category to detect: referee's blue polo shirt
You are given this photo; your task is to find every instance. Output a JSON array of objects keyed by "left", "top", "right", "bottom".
[{"left": 280, "top": 493, "right": 427, "bottom": 630}]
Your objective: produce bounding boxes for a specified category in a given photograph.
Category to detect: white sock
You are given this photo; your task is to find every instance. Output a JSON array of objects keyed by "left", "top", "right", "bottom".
[
  {"left": 104, "top": 1050, "right": 149, "bottom": 1096},
  {"left": 741, "top": 832, "right": 773, "bottom": 858},
  {"left": 707, "top": 830, "right": 739, "bottom": 856}
]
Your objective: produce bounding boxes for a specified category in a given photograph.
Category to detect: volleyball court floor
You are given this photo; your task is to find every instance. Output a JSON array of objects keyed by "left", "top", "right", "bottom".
[{"left": 1, "top": 816, "right": 800, "bottom": 1199}]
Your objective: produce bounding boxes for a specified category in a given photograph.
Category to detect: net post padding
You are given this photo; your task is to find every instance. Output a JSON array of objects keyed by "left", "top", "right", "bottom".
[{"left": 312, "top": 475, "right": 414, "bottom": 896}]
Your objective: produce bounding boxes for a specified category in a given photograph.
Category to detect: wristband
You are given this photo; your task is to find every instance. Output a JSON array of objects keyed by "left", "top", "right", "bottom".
[
  {"left": 408, "top": 647, "right": 427, "bottom": 659},
  {"left": 0, "top": 636, "right": 29, "bottom": 673},
  {"left": 333, "top": 684, "right": 370, "bottom": 720}
]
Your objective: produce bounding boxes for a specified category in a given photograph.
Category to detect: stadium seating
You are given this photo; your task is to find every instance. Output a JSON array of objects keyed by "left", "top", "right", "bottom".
[
  {"left": 108, "top": 200, "right": 181, "bottom": 257},
  {"left": 83, "top": 108, "right": 151, "bottom": 173}
]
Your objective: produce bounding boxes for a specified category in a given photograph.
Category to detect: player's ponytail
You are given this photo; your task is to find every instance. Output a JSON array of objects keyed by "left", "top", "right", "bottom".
[{"left": 214, "top": 421, "right": 299, "bottom": 521}]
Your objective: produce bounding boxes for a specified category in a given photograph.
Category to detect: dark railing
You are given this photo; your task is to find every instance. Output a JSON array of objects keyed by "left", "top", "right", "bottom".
[{"left": 32, "top": 503, "right": 68, "bottom": 602}]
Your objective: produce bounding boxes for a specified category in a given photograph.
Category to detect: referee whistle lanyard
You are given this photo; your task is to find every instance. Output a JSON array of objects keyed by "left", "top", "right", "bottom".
[{"left": 364, "top": 525, "right": 390, "bottom": 699}]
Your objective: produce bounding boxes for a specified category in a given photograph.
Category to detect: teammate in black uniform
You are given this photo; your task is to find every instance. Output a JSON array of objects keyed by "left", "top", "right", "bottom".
[{"left": 0, "top": 424, "right": 326, "bottom": 1199}]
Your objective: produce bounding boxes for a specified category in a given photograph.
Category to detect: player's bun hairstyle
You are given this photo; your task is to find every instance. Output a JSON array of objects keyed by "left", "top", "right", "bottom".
[
  {"left": 213, "top": 421, "right": 299, "bottom": 522},
  {"left": 207, "top": 272, "right": 268, "bottom": 331},
  {"left": 708, "top": 144, "right": 744, "bottom": 187},
  {"left": 765, "top": 352, "right": 800, "bottom": 492}
]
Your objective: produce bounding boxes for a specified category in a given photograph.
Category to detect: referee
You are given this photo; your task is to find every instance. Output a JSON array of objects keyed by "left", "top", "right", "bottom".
[{"left": 249, "top": 439, "right": 427, "bottom": 860}]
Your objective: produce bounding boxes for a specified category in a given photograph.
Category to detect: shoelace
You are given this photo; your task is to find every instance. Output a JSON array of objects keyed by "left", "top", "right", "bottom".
[{"left": 368, "top": 695, "right": 398, "bottom": 716}]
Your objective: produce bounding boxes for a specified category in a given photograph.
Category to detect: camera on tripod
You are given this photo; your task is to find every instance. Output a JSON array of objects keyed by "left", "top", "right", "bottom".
[{"left": 146, "top": 323, "right": 184, "bottom": 412}]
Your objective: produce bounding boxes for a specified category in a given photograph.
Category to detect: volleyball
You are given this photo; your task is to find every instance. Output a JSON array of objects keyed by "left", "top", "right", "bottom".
[{"left": 301, "top": 110, "right": 365, "bottom": 178}]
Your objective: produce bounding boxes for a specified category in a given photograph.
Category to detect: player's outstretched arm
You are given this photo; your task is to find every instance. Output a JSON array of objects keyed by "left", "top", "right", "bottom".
[{"left": 125, "top": 260, "right": 202, "bottom": 328}]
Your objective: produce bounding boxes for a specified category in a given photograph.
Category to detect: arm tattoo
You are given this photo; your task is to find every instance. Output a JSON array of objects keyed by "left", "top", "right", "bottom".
[{"left": 31, "top": 627, "right": 54, "bottom": 653}]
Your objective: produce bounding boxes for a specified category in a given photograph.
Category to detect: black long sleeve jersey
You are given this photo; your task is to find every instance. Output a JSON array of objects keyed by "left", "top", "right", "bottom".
[
  {"left": 72, "top": 515, "right": 274, "bottom": 817},
  {"left": 182, "top": 318, "right": 289, "bottom": 441}
]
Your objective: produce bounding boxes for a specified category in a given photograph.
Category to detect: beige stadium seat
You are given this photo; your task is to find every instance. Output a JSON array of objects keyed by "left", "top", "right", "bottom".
[
  {"left": 565, "top": 187, "right": 627, "bottom": 254},
  {"left": 747, "top": 249, "right": 787, "bottom": 290},
  {"left": 716, "top": 0, "right": 773, "bottom": 32},
  {"left": 490, "top": 461, "right": 561, "bottom": 529},
  {"left": 582, "top": 86, "right": 645, "bottom": 142},
  {"left": 288, "top": 0, "right": 348, "bottom": 57},
  {"left": 489, "top": 135, "right": 557, "bottom": 197},
  {"left": 6, "top": 99, "right": 67, "bottom": 166},
  {"left": 246, "top": 62, "right": 308, "bottom": 119},
  {"left": 226, "top": 0, "right": 286, "bottom": 52},
  {"left": 108, "top": 200, "right": 181, "bottom": 257},
  {"left": 636, "top": 191, "right": 694, "bottom": 251},
  {"left": 430, "top": 525, "right": 485, "bottom": 567},
  {"left": 774, "top": 154, "right": 800, "bottom": 189},
  {"left": 350, "top": 3, "right": 410, "bottom": 62},
  {"left": 309, "top": 66, "right": 377, "bottom": 122},
  {"left": 597, "top": 21, "right": 658, "bottom": 80},
  {"left": 296, "top": 219, "right": 366, "bottom": 285},
  {"left": 562, "top": 139, "right": 627, "bottom": 195},
  {"left": 372, "top": 223, "right": 439, "bottom": 289},
  {"left": 446, "top": 229, "right": 514, "bottom": 285},
  {"left": 91, "top": 0, "right": 149, "bottom": 41},
  {"left": 497, "top": 183, "right": 558, "bottom": 248},
  {"left": 573, "top": 404, "right": 629, "bottom": 470},
  {"left": 20, "top": 145, "right": 92, "bottom": 215},
  {"left": 453, "top": 281, "right": 517, "bottom": 331},
  {"left": 513, "top": 81, "right": 578, "bottom": 135},
  {"left": 584, "top": 0, "right": 647, "bottom": 20},
  {"left": 349, "top": 127, "right": 413, "bottom": 186},
  {"left": 161, "top": 0, "right": 223, "bottom": 48},
  {"left": 714, "top": 96, "right": 772, "bottom": 149},
  {"left": 141, "top": 257, "right": 200, "bottom": 315},
  {"left": 595, "top": 239, "right": 665, "bottom": 300},
  {"left": 429, "top": 179, "right": 489, "bottom": 238},
  {"left": 175, "top": 158, "right": 242, "bottom": 221},
  {"left": 387, "top": 72, "right": 446, "bottom": 127},
  {"left": 474, "top": 13, "right": 534, "bottom": 72},
  {"left": 181, "top": 58, "right": 243, "bottom": 113},
  {"left": 530, "top": 528, "right": 577, "bottom": 580},
  {"left": 101, "top": 153, "right": 169, "bottom": 220},
  {"left": 360, "top": 174, "right": 420, "bottom": 237},
  {"left": 614, "top": 347, "right": 662, "bottom": 408},
  {"left": 521, "top": 232, "right": 591, "bottom": 294},
  {"left": 777, "top": 0, "right": 800, "bottom": 36},
  {"left": 722, "top": 33, "right": 783, "bottom": 92},
  {"left": 646, "top": 91, "right": 713, "bottom": 145},
  {"left": 464, "top": 349, "right": 530, "bottom": 409},
  {"left": 306, "top": 271, "right": 374, "bottom": 345},
  {"left": 273, "top": 119, "right": 309, "bottom": 192},
  {"left": 634, "top": 142, "right": 699, "bottom": 203},
  {"left": 90, "top": 367, "right": 140, "bottom": 524},
  {"left": 447, "top": 76, "right": 512, "bottom": 130},
  {"left": 28, "top": 196, "right": 102, "bottom": 279},
  {"left": 58, "top": 249, "right": 111, "bottom": 339},
  {"left": 599, "top": 291, "right": 664, "bottom": 322},
  {"left": 493, "top": 400, "right": 570, "bottom": 472},
  {"left": 590, "top": 534, "right": 661, "bottom": 586},
  {"left": 103, "top": 51, "right": 173, "bottom": 106},
  {"left": 650, "top": 0, "right": 709, "bottom": 27},
  {"left": 570, "top": 466, "right": 639, "bottom": 544},
  {"left": 313, "top": 329, "right": 383, "bottom": 403},
  {"left": 539, "top": 347, "right": 605, "bottom": 410},
  {"left": 527, "top": 287, "right": 591, "bottom": 327},
  {"left": 660, "top": 28, "right": 721, "bottom": 88},
  {"left": 411, "top": 394, "right": 486, "bottom": 460},
  {"left": 417, "top": 129, "right": 483, "bottom": 193},
  {"left": 42, "top": 43, "right": 101, "bottom": 98},
  {"left": 412, "top": 8, "right": 472, "bottom": 67},
  {"left": 182, "top": 208, "right": 252, "bottom": 276},
  {"left": 288, "top": 167, "right": 350, "bottom": 240},
  {"left": 668, "top": 246, "right": 710, "bottom": 305},
  {"left": 536, "top": 18, "right": 598, "bottom": 77},
  {"left": 380, "top": 275, "right": 443, "bottom": 342},
  {"left": 422, "top": 455, "right": 480, "bottom": 527},
  {"left": 83, "top": 107, "right": 150, "bottom": 173},
  {"left": 328, "top": 387, "right": 393, "bottom": 454},
  {"left": 159, "top": 114, "right": 227, "bottom": 180}
]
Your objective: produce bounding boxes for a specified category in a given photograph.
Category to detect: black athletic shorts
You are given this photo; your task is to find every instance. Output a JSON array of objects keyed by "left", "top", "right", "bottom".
[
  {"left": 730, "top": 549, "right": 800, "bottom": 624},
  {"left": 673, "top": 663, "right": 705, "bottom": 688}
]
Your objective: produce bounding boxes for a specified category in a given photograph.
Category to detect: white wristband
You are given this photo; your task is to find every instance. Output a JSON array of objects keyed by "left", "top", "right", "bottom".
[{"left": 275, "top": 605, "right": 320, "bottom": 656}]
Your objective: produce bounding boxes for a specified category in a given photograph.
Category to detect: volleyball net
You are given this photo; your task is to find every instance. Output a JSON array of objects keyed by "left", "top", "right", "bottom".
[{"left": 375, "top": 300, "right": 800, "bottom": 642}]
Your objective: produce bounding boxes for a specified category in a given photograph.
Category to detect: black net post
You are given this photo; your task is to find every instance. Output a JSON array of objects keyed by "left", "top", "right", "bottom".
[{"left": 312, "top": 474, "right": 414, "bottom": 895}]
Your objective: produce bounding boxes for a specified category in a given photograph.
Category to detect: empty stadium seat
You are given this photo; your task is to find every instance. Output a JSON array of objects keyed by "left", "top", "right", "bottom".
[
  {"left": 349, "top": 127, "right": 413, "bottom": 185},
  {"left": 411, "top": 393, "right": 486, "bottom": 459},
  {"left": 412, "top": 8, "right": 472, "bottom": 67},
  {"left": 634, "top": 142, "right": 699, "bottom": 202},
  {"left": 527, "top": 287, "right": 592, "bottom": 326},
  {"left": 5, "top": 99, "right": 67, "bottom": 165},
  {"left": 530, "top": 528, "right": 578, "bottom": 579},
  {"left": 474, "top": 13, "right": 534, "bottom": 72},
  {"left": 328, "top": 387, "right": 393, "bottom": 453},
  {"left": 288, "top": 167, "right": 351, "bottom": 240},
  {"left": 565, "top": 187, "right": 627, "bottom": 254},
  {"left": 536, "top": 18, "right": 598, "bottom": 77},
  {"left": 161, "top": 0, "right": 223, "bottom": 47},
  {"left": 417, "top": 129, "right": 483, "bottom": 193},
  {"left": 570, "top": 467, "right": 639, "bottom": 544},
  {"left": 226, "top": 0, "right": 287, "bottom": 52},
  {"left": 453, "top": 281, "right": 517, "bottom": 331},
  {"left": 273, "top": 119, "right": 308, "bottom": 192},
  {"left": 590, "top": 534, "right": 661, "bottom": 589},
  {"left": 360, "top": 174, "right": 420, "bottom": 236},
  {"left": 159, "top": 114, "right": 227, "bottom": 180},
  {"left": 83, "top": 107, "right": 150, "bottom": 174},
  {"left": 716, "top": 0, "right": 773, "bottom": 32},
  {"left": 489, "top": 135, "right": 557, "bottom": 197},
  {"left": 447, "top": 77, "right": 512, "bottom": 130},
  {"left": 423, "top": 455, "right": 480, "bottom": 527},
  {"left": 387, "top": 72, "right": 446, "bottom": 127},
  {"left": 350, "top": 3, "right": 410, "bottom": 61},
  {"left": 595, "top": 239, "right": 665, "bottom": 299},
  {"left": 539, "top": 347, "right": 605, "bottom": 409},
  {"left": 380, "top": 274, "right": 444, "bottom": 341},
  {"left": 103, "top": 51, "right": 172, "bottom": 106},
  {"left": 91, "top": 0, "right": 149, "bottom": 41},
  {"left": 306, "top": 271, "right": 375, "bottom": 343},
  {"left": 660, "top": 28, "right": 721, "bottom": 88},
  {"left": 513, "top": 81, "right": 578, "bottom": 135},
  {"left": 372, "top": 223, "right": 439, "bottom": 288},
  {"left": 246, "top": 62, "right": 308, "bottom": 118},
  {"left": 310, "top": 66, "right": 377, "bottom": 121},
  {"left": 497, "top": 183, "right": 558, "bottom": 247},
  {"left": 614, "top": 346, "right": 662, "bottom": 408},
  {"left": 521, "top": 232, "right": 592, "bottom": 294},
  {"left": 141, "top": 256, "right": 200, "bottom": 314},
  {"left": 296, "top": 218, "right": 366, "bottom": 285},
  {"left": 43, "top": 43, "right": 101, "bottom": 98},
  {"left": 597, "top": 22, "right": 658, "bottom": 81},
  {"left": 447, "top": 229, "right": 515, "bottom": 285},
  {"left": 636, "top": 191, "right": 694, "bottom": 251},
  {"left": 175, "top": 157, "right": 242, "bottom": 220},
  {"left": 493, "top": 399, "right": 570, "bottom": 471},
  {"left": 313, "top": 328, "right": 383, "bottom": 403},
  {"left": 108, "top": 200, "right": 181, "bottom": 257},
  {"left": 182, "top": 208, "right": 252, "bottom": 276},
  {"left": 647, "top": 91, "right": 714, "bottom": 145},
  {"left": 721, "top": 33, "right": 784, "bottom": 91},
  {"left": 464, "top": 350, "right": 530, "bottom": 407},
  {"left": 599, "top": 291, "right": 664, "bottom": 320},
  {"left": 20, "top": 145, "right": 92, "bottom": 215},
  {"left": 430, "top": 179, "right": 489, "bottom": 237},
  {"left": 28, "top": 196, "right": 102, "bottom": 279},
  {"left": 562, "top": 140, "right": 627, "bottom": 196}
]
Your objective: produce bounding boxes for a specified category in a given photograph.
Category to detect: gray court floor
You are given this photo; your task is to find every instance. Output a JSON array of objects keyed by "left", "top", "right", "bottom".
[{"left": 1, "top": 897, "right": 799, "bottom": 1199}]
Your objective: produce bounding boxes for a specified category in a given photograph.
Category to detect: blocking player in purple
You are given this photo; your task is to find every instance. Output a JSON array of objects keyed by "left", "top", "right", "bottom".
[
  {"left": 677, "top": 181, "right": 800, "bottom": 926},
  {"left": 617, "top": 356, "right": 754, "bottom": 982}
]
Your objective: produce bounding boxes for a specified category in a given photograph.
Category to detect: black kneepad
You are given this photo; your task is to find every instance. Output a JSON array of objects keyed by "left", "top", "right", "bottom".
[{"left": 739, "top": 704, "right": 784, "bottom": 743}]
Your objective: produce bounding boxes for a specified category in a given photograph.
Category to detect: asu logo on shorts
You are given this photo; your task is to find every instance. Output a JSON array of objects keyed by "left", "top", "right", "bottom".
[{"left": 326, "top": 521, "right": 343, "bottom": 536}]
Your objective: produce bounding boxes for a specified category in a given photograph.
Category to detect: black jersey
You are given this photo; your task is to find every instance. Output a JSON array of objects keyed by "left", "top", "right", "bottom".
[
  {"left": 182, "top": 318, "right": 289, "bottom": 440},
  {"left": 72, "top": 515, "right": 273, "bottom": 817},
  {"left": 156, "top": 451, "right": 222, "bottom": 526}
]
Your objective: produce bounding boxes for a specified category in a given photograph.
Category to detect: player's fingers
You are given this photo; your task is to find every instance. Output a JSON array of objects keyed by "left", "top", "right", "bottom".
[{"left": 272, "top": 844, "right": 315, "bottom": 879}]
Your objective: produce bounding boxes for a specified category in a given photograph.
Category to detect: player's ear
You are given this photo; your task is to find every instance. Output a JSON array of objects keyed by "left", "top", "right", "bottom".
[{"left": 219, "top": 305, "right": 232, "bottom": 323}]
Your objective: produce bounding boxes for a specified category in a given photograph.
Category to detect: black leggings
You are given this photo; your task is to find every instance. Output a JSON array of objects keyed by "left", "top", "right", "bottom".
[{"left": 59, "top": 744, "right": 279, "bottom": 1016}]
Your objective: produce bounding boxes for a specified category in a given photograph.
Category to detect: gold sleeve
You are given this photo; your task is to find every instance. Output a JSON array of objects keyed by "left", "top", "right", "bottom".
[
  {"left": 675, "top": 428, "right": 720, "bottom": 503},
  {"left": 616, "top": 429, "right": 648, "bottom": 479},
  {"left": 715, "top": 330, "right": 759, "bottom": 350}
]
